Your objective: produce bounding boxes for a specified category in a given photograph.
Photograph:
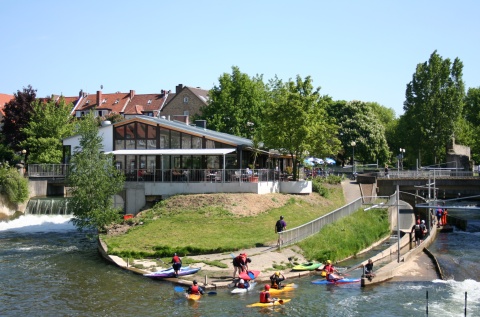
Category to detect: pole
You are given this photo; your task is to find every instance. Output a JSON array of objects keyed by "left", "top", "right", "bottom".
[
  {"left": 397, "top": 185, "right": 400, "bottom": 263},
  {"left": 426, "top": 290, "right": 429, "bottom": 316},
  {"left": 465, "top": 291, "right": 467, "bottom": 316}
]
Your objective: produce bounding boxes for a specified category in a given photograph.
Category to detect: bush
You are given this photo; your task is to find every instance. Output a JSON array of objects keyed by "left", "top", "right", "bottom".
[{"left": 0, "top": 163, "right": 29, "bottom": 204}]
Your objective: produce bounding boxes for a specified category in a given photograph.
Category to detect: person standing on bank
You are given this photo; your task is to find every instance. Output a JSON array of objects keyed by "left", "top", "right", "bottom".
[
  {"left": 384, "top": 164, "right": 389, "bottom": 178},
  {"left": 275, "top": 216, "right": 287, "bottom": 246},
  {"left": 172, "top": 253, "right": 182, "bottom": 277}
]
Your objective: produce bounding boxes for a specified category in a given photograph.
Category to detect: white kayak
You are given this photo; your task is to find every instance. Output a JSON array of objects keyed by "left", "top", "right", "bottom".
[{"left": 231, "top": 281, "right": 257, "bottom": 294}]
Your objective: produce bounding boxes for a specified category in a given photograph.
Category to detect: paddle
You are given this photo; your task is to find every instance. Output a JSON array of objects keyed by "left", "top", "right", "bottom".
[
  {"left": 174, "top": 286, "right": 185, "bottom": 293},
  {"left": 207, "top": 291, "right": 217, "bottom": 295}
]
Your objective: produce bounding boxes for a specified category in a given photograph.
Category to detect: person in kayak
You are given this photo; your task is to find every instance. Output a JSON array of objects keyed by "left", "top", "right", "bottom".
[
  {"left": 232, "top": 253, "right": 250, "bottom": 279},
  {"left": 260, "top": 284, "right": 275, "bottom": 303},
  {"left": 171, "top": 253, "right": 182, "bottom": 277},
  {"left": 236, "top": 278, "right": 250, "bottom": 289},
  {"left": 324, "top": 260, "right": 343, "bottom": 281},
  {"left": 187, "top": 280, "right": 204, "bottom": 295},
  {"left": 270, "top": 271, "right": 286, "bottom": 289}
]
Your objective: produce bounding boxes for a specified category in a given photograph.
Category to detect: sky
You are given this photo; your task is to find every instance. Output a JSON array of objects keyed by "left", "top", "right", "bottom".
[{"left": 1, "top": 1, "right": 479, "bottom": 117}]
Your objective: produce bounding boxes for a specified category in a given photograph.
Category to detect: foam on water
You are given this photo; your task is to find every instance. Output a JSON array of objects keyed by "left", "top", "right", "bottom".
[{"left": 0, "top": 214, "right": 75, "bottom": 232}]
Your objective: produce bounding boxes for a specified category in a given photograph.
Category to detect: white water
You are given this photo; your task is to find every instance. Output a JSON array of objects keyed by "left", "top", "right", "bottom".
[{"left": 0, "top": 214, "right": 75, "bottom": 232}]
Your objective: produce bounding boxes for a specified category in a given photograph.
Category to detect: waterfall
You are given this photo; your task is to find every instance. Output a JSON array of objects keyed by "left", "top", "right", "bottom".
[{"left": 25, "top": 197, "right": 72, "bottom": 215}]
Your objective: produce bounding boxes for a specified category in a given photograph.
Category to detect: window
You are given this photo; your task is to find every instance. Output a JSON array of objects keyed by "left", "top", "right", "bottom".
[
  {"left": 183, "top": 110, "right": 189, "bottom": 116},
  {"left": 183, "top": 96, "right": 189, "bottom": 103},
  {"left": 160, "top": 128, "right": 170, "bottom": 148},
  {"left": 171, "top": 130, "right": 181, "bottom": 149},
  {"left": 182, "top": 133, "right": 191, "bottom": 149}
]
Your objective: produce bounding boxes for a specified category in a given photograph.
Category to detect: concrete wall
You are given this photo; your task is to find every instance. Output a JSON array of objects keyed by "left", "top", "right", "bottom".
[{"left": 279, "top": 181, "right": 312, "bottom": 194}]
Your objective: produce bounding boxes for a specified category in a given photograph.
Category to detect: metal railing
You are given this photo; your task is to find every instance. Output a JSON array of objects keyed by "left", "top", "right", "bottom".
[
  {"left": 26, "top": 165, "right": 304, "bottom": 183},
  {"left": 377, "top": 170, "right": 477, "bottom": 179}
]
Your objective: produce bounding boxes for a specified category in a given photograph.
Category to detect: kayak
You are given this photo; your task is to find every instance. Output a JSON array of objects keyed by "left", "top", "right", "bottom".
[
  {"left": 268, "top": 283, "right": 297, "bottom": 295},
  {"left": 239, "top": 270, "right": 260, "bottom": 281},
  {"left": 311, "top": 278, "right": 360, "bottom": 285},
  {"left": 231, "top": 281, "right": 257, "bottom": 294},
  {"left": 247, "top": 299, "right": 291, "bottom": 307},
  {"left": 186, "top": 293, "right": 201, "bottom": 301},
  {"left": 292, "top": 262, "right": 322, "bottom": 271},
  {"left": 143, "top": 266, "right": 201, "bottom": 278}
]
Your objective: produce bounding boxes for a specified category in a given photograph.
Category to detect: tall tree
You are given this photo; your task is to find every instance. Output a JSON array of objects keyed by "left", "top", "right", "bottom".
[
  {"left": 402, "top": 50, "right": 465, "bottom": 166},
  {"left": 327, "top": 100, "right": 390, "bottom": 166},
  {"left": 262, "top": 76, "right": 339, "bottom": 180},
  {"left": 20, "top": 97, "right": 75, "bottom": 164},
  {"left": 67, "top": 114, "right": 125, "bottom": 232},
  {"left": 459, "top": 87, "right": 480, "bottom": 163},
  {"left": 1, "top": 85, "right": 37, "bottom": 152},
  {"left": 198, "top": 66, "right": 267, "bottom": 138}
]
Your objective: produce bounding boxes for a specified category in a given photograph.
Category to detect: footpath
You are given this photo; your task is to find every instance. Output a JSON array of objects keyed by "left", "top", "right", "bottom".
[{"left": 99, "top": 179, "right": 438, "bottom": 289}]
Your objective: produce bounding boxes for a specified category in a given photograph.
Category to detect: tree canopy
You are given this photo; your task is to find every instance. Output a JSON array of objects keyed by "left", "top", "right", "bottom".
[
  {"left": 262, "top": 75, "right": 339, "bottom": 180},
  {"left": 327, "top": 100, "right": 390, "bottom": 166},
  {"left": 67, "top": 114, "right": 125, "bottom": 232},
  {"left": 402, "top": 50, "right": 465, "bottom": 166},
  {"left": 20, "top": 97, "right": 75, "bottom": 164},
  {"left": 198, "top": 66, "right": 267, "bottom": 138},
  {"left": 1, "top": 85, "right": 37, "bottom": 152}
]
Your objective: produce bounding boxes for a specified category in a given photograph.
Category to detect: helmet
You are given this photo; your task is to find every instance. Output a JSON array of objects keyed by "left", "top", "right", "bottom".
[
  {"left": 327, "top": 260, "right": 332, "bottom": 264},
  {"left": 247, "top": 258, "right": 252, "bottom": 263},
  {"left": 265, "top": 284, "right": 270, "bottom": 290},
  {"left": 275, "top": 271, "right": 280, "bottom": 276},
  {"left": 193, "top": 280, "right": 197, "bottom": 285},
  {"left": 239, "top": 279, "right": 244, "bottom": 283},
  {"left": 421, "top": 220, "right": 425, "bottom": 223}
]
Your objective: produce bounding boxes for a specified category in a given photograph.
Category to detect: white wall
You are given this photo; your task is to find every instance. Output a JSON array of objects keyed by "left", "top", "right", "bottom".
[{"left": 63, "top": 124, "right": 113, "bottom": 155}]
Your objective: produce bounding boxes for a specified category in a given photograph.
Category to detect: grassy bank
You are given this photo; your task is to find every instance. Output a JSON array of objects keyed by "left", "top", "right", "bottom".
[
  {"left": 299, "top": 207, "right": 390, "bottom": 262},
  {"left": 102, "top": 186, "right": 345, "bottom": 258}
]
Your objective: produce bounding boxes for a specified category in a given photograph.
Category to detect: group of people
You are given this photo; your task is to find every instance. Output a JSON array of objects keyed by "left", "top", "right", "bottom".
[
  {"left": 411, "top": 218, "right": 428, "bottom": 247},
  {"left": 434, "top": 206, "right": 448, "bottom": 228},
  {"left": 258, "top": 271, "right": 287, "bottom": 303}
]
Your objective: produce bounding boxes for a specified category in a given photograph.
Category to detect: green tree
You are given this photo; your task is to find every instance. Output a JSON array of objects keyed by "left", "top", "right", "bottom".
[
  {"left": 1, "top": 85, "right": 37, "bottom": 152},
  {"left": 458, "top": 87, "right": 480, "bottom": 163},
  {"left": 67, "top": 114, "right": 125, "bottom": 232},
  {"left": 198, "top": 66, "right": 267, "bottom": 138},
  {"left": 327, "top": 100, "right": 390, "bottom": 166},
  {"left": 20, "top": 97, "right": 75, "bottom": 164},
  {"left": 0, "top": 163, "right": 29, "bottom": 204},
  {"left": 402, "top": 50, "right": 465, "bottom": 166},
  {"left": 262, "top": 76, "right": 340, "bottom": 180}
]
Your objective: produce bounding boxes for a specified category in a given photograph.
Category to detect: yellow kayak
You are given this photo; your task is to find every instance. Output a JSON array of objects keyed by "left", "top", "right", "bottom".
[
  {"left": 268, "top": 283, "right": 297, "bottom": 295},
  {"left": 247, "top": 299, "right": 291, "bottom": 307},
  {"left": 186, "top": 293, "right": 201, "bottom": 301}
]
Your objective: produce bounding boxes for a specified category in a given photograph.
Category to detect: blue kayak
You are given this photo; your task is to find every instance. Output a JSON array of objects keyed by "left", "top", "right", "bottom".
[
  {"left": 144, "top": 266, "right": 201, "bottom": 278},
  {"left": 311, "top": 278, "right": 360, "bottom": 285}
]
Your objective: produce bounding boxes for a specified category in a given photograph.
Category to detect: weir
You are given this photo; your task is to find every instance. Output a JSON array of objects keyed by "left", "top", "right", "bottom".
[{"left": 25, "top": 197, "right": 71, "bottom": 215}]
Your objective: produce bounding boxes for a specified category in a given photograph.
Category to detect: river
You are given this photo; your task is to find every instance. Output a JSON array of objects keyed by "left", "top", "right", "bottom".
[{"left": 1, "top": 215, "right": 479, "bottom": 316}]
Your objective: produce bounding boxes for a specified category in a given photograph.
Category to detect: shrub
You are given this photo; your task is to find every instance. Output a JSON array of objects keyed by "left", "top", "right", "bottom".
[{"left": 0, "top": 164, "right": 29, "bottom": 204}]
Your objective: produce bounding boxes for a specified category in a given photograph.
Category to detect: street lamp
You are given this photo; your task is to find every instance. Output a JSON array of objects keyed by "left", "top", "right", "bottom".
[
  {"left": 399, "top": 148, "right": 405, "bottom": 171},
  {"left": 351, "top": 141, "right": 356, "bottom": 174}
]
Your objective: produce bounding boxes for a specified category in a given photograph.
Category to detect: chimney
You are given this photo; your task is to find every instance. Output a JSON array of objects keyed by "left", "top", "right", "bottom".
[
  {"left": 79, "top": 89, "right": 83, "bottom": 98},
  {"left": 96, "top": 90, "right": 102, "bottom": 106},
  {"left": 195, "top": 120, "right": 207, "bottom": 129},
  {"left": 176, "top": 84, "right": 184, "bottom": 94},
  {"left": 130, "top": 90, "right": 135, "bottom": 98}
]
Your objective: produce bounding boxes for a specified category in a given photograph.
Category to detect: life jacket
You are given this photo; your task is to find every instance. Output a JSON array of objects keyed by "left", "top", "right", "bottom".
[
  {"left": 260, "top": 291, "right": 269, "bottom": 303},
  {"left": 172, "top": 255, "right": 181, "bottom": 263},
  {"left": 436, "top": 209, "right": 443, "bottom": 216},
  {"left": 324, "top": 264, "right": 334, "bottom": 273},
  {"left": 238, "top": 283, "right": 245, "bottom": 288},
  {"left": 190, "top": 285, "right": 199, "bottom": 294}
]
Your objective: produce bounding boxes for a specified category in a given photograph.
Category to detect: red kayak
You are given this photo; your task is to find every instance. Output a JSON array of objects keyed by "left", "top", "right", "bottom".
[{"left": 239, "top": 270, "right": 260, "bottom": 281}]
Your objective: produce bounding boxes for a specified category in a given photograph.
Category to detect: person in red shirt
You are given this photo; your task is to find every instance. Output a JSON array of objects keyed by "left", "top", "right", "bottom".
[
  {"left": 171, "top": 253, "right": 182, "bottom": 277},
  {"left": 187, "top": 280, "right": 204, "bottom": 295},
  {"left": 232, "top": 253, "right": 249, "bottom": 279},
  {"left": 259, "top": 284, "right": 274, "bottom": 303},
  {"left": 324, "top": 260, "right": 342, "bottom": 281}
]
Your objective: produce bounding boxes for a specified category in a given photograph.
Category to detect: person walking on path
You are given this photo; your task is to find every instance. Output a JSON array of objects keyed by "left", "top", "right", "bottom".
[
  {"left": 384, "top": 164, "right": 389, "bottom": 178},
  {"left": 411, "top": 220, "right": 423, "bottom": 247},
  {"left": 275, "top": 216, "right": 287, "bottom": 247},
  {"left": 172, "top": 253, "right": 182, "bottom": 277}
]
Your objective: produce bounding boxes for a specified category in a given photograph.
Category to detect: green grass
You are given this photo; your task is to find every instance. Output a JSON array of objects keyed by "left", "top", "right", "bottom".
[
  {"left": 102, "top": 188, "right": 345, "bottom": 259},
  {"left": 298, "top": 207, "right": 391, "bottom": 262}
]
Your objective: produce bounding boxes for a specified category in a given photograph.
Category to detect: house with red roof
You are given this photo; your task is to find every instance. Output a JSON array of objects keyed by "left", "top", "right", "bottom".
[{"left": 0, "top": 93, "right": 14, "bottom": 128}]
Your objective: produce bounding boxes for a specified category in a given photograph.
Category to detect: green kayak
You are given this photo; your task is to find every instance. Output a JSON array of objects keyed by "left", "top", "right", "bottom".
[{"left": 291, "top": 262, "right": 322, "bottom": 271}]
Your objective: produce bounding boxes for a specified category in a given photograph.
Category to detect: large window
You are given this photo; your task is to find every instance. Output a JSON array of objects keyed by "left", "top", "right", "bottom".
[
  {"left": 182, "top": 134, "right": 191, "bottom": 149},
  {"left": 192, "top": 136, "right": 202, "bottom": 149},
  {"left": 126, "top": 123, "right": 135, "bottom": 139},
  {"left": 171, "top": 130, "right": 181, "bottom": 149},
  {"left": 160, "top": 128, "right": 170, "bottom": 149}
]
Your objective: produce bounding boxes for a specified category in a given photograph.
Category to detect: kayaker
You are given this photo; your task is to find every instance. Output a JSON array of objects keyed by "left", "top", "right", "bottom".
[
  {"left": 259, "top": 284, "right": 274, "bottom": 303},
  {"left": 187, "top": 280, "right": 204, "bottom": 295},
  {"left": 324, "top": 260, "right": 342, "bottom": 281},
  {"left": 236, "top": 278, "right": 249, "bottom": 289},
  {"left": 270, "top": 271, "right": 286, "bottom": 289},
  {"left": 232, "top": 253, "right": 250, "bottom": 279},
  {"left": 171, "top": 253, "right": 182, "bottom": 278}
]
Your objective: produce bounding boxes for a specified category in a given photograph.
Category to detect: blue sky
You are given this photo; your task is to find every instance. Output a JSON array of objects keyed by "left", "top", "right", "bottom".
[{"left": 1, "top": 1, "right": 479, "bottom": 116}]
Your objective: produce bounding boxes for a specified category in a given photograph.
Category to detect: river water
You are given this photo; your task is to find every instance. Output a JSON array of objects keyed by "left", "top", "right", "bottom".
[{"left": 1, "top": 215, "right": 479, "bottom": 317}]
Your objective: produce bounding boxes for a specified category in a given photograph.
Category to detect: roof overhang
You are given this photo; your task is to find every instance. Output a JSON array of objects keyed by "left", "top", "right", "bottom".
[{"left": 104, "top": 149, "right": 236, "bottom": 155}]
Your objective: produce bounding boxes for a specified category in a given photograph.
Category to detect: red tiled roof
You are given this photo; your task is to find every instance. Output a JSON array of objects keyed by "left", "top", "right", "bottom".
[
  {"left": 75, "top": 91, "right": 130, "bottom": 114},
  {"left": 123, "top": 93, "right": 171, "bottom": 116},
  {"left": 0, "top": 93, "right": 14, "bottom": 115}
]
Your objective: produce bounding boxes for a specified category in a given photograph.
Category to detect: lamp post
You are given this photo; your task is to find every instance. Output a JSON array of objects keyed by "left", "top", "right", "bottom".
[
  {"left": 351, "top": 141, "right": 356, "bottom": 174},
  {"left": 399, "top": 148, "right": 405, "bottom": 171}
]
